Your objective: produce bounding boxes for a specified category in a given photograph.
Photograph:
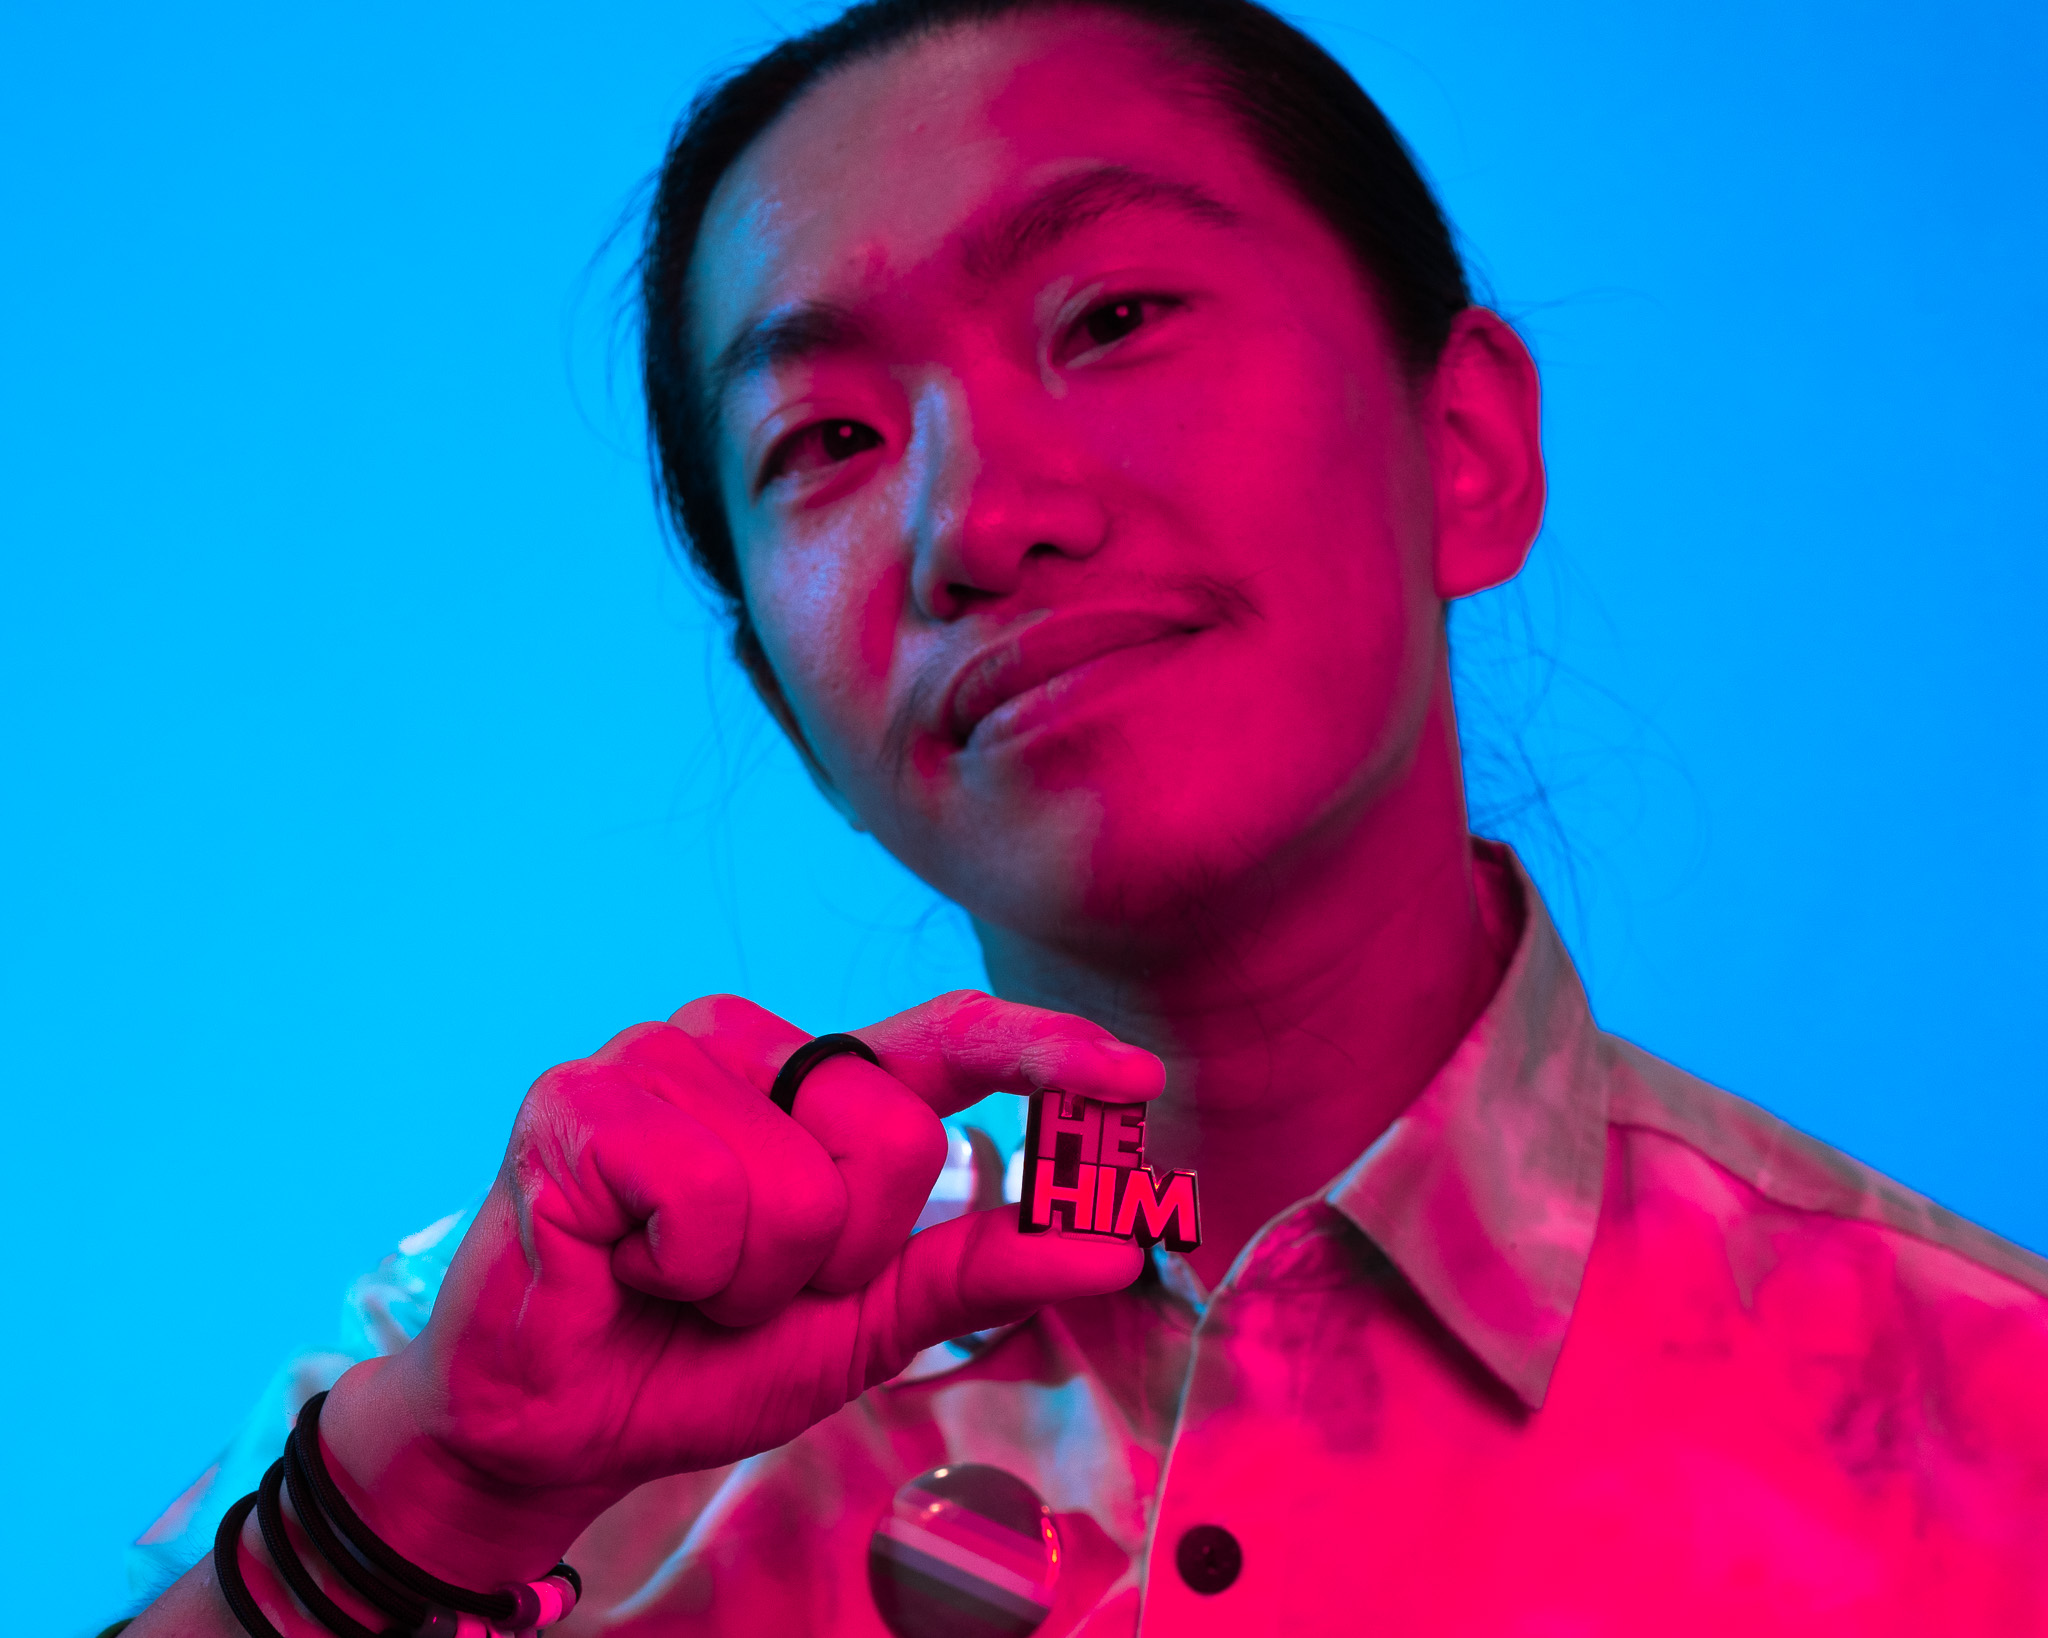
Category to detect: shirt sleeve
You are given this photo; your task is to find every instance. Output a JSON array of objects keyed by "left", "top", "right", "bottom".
[{"left": 125, "top": 1205, "right": 478, "bottom": 1603}]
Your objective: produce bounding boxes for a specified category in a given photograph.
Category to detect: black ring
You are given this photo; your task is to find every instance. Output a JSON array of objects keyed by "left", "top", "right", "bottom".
[{"left": 769, "top": 1032, "right": 881, "bottom": 1115}]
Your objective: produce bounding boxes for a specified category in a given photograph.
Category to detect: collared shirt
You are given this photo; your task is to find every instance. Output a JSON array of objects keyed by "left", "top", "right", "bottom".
[{"left": 134, "top": 845, "right": 2048, "bottom": 1633}]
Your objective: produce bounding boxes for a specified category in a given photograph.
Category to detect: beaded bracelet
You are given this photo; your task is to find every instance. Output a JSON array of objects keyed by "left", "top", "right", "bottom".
[{"left": 211, "top": 1391, "right": 580, "bottom": 1638}]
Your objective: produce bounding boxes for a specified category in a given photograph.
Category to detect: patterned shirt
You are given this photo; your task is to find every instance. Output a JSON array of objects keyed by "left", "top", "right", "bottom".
[{"left": 134, "top": 845, "right": 2048, "bottom": 1634}]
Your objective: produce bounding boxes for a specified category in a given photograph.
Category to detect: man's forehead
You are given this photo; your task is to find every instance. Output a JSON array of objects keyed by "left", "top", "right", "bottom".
[
  {"left": 691, "top": 14, "right": 1245, "bottom": 349},
  {"left": 698, "top": 132, "right": 1015, "bottom": 339}
]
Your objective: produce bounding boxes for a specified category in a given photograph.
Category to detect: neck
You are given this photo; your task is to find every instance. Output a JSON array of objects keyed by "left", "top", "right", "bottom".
[{"left": 975, "top": 679, "right": 1520, "bottom": 1288}]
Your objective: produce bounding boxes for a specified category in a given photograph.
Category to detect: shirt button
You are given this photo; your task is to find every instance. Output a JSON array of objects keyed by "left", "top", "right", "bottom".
[{"left": 1175, "top": 1524, "right": 1243, "bottom": 1595}]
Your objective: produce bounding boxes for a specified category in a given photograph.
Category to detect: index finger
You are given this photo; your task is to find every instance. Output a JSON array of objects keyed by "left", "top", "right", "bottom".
[{"left": 855, "top": 990, "right": 1165, "bottom": 1118}]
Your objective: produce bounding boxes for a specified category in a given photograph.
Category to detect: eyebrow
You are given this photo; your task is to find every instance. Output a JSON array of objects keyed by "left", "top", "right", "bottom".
[
  {"left": 707, "top": 165, "right": 1240, "bottom": 412},
  {"left": 959, "top": 163, "right": 1241, "bottom": 284},
  {"left": 706, "top": 300, "right": 872, "bottom": 418}
]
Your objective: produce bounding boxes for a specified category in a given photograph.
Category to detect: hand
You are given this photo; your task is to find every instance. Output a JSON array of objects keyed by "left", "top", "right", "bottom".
[{"left": 318, "top": 989, "right": 1164, "bottom": 1586}]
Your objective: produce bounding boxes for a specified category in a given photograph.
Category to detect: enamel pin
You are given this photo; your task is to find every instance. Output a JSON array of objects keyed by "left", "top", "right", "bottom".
[{"left": 1016, "top": 1089, "right": 1200, "bottom": 1253}]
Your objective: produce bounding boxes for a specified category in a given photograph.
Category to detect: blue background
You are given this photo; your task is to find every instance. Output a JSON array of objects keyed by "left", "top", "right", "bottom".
[{"left": 3, "top": 1, "right": 2042, "bottom": 1628}]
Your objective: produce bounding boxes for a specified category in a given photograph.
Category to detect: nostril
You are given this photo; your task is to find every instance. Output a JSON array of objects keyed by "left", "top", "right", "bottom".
[{"left": 942, "top": 582, "right": 1000, "bottom": 613}]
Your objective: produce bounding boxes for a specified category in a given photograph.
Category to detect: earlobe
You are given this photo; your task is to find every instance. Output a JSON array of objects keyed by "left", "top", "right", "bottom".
[{"left": 1428, "top": 308, "right": 1547, "bottom": 602}]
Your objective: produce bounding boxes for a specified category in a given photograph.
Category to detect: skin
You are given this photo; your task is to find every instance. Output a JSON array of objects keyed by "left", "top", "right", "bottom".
[
  {"left": 129, "top": 10, "right": 1543, "bottom": 1632},
  {"left": 715, "top": 12, "right": 1542, "bottom": 1284}
]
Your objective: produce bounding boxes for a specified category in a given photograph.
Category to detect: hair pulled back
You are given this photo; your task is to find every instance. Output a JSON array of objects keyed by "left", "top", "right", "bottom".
[{"left": 639, "top": 0, "right": 1471, "bottom": 671}]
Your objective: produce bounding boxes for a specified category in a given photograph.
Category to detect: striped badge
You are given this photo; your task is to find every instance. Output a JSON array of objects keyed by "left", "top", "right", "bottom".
[{"left": 868, "top": 1464, "right": 1061, "bottom": 1638}]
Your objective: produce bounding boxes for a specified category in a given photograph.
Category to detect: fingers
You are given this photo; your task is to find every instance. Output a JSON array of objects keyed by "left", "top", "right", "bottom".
[
  {"left": 857, "top": 990, "right": 1166, "bottom": 1117},
  {"left": 776, "top": 1051, "right": 948, "bottom": 1294},
  {"left": 664, "top": 993, "right": 807, "bottom": 1095},
  {"left": 585, "top": 1022, "right": 850, "bottom": 1327},
  {"left": 575, "top": 1084, "right": 749, "bottom": 1303},
  {"left": 556, "top": 992, "right": 1159, "bottom": 1335},
  {"left": 668, "top": 995, "right": 953, "bottom": 1296},
  {"left": 856, "top": 1205, "right": 1144, "bottom": 1385},
  {"left": 666, "top": 991, "right": 1160, "bottom": 1297}
]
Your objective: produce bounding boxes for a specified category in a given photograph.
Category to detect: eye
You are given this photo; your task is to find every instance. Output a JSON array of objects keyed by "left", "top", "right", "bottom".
[
  {"left": 1083, "top": 298, "right": 1149, "bottom": 348},
  {"left": 1064, "top": 294, "right": 1182, "bottom": 363},
  {"left": 762, "top": 419, "right": 884, "bottom": 485}
]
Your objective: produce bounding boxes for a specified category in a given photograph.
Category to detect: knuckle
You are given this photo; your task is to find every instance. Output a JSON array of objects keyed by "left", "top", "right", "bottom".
[
  {"left": 517, "top": 1060, "right": 621, "bottom": 1129},
  {"left": 756, "top": 1162, "right": 849, "bottom": 1258},
  {"left": 593, "top": 1019, "right": 678, "bottom": 1059},
  {"left": 668, "top": 992, "right": 782, "bottom": 1038},
  {"left": 866, "top": 1093, "right": 948, "bottom": 1171},
  {"left": 685, "top": 1132, "right": 749, "bottom": 1215},
  {"left": 592, "top": 1019, "right": 691, "bottom": 1071},
  {"left": 900, "top": 988, "right": 991, "bottom": 1042},
  {"left": 940, "top": 989, "right": 1001, "bottom": 1030}
]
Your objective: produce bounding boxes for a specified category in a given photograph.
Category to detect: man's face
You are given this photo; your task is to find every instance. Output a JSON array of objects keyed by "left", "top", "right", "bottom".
[{"left": 693, "top": 12, "right": 1446, "bottom": 949}]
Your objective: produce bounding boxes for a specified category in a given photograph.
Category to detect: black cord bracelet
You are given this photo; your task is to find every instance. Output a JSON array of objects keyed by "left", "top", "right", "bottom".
[
  {"left": 209, "top": 1391, "right": 583, "bottom": 1638},
  {"left": 295, "top": 1392, "right": 582, "bottom": 1624},
  {"left": 213, "top": 1490, "right": 289, "bottom": 1638},
  {"left": 256, "top": 1458, "right": 395, "bottom": 1638},
  {"left": 282, "top": 1420, "right": 430, "bottom": 1630},
  {"left": 293, "top": 1393, "right": 519, "bottom": 1622}
]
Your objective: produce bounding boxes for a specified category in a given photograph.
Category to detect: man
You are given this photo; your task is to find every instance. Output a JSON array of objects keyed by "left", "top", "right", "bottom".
[{"left": 127, "top": 3, "right": 2048, "bottom": 1633}]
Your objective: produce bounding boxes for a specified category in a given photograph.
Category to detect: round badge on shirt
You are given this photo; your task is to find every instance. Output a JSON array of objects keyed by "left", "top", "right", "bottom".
[{"left": 868, "top": 1464, "right": 1061, "bottom": 1638}]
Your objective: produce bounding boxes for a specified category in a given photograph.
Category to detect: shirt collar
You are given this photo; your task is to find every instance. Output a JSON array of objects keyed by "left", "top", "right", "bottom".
[{"left": 1321, "top": 841, "right": 1609, "bottom": 1411}]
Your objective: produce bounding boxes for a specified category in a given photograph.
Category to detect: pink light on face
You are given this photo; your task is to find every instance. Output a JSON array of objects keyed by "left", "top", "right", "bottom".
[{"left": 692, "top": 9, "right": 1513, "bottom": 951}]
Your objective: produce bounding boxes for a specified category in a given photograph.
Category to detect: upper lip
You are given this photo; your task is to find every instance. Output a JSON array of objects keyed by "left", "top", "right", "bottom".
[{"left": 940, "top": 606, "right": 1201, "bottom": 744}]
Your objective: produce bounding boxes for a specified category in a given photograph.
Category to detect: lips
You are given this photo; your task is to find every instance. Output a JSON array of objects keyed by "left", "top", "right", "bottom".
[{"left": 941, "top": 607, "right": 1201, "bottom": 746}]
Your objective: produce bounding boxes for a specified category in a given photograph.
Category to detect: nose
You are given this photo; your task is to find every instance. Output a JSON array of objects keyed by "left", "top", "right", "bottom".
[{"left": 901, "top": 374, "right": 1109, "bottom": 621}]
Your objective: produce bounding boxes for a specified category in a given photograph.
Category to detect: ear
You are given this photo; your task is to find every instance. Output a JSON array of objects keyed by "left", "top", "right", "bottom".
[
  {"left": 1425, "top": 308, "right": 1546, "bottom": 600},
  {"left": 735, "top": 626, "right": 870, "bottom": 834}
]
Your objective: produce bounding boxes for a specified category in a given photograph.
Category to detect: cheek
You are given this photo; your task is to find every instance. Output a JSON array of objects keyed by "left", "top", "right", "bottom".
[
  {"left": 857, "top": 559, "right": 908, "bottom": 684},
  {"left": 1109, "top": 310, "right": 1409, "bottom": 542},
  {"left": 1084, "top": 325, "right": 1433, "bottom": 799},
  {"left": 1115, "top": 330, "right": 1423, "bottom": 638},
  {"left": 750, "top": 543, "right": 874, "bottom": 739},
  {"left": 748, "top": 526, "right": 912, "bottom": 787}
]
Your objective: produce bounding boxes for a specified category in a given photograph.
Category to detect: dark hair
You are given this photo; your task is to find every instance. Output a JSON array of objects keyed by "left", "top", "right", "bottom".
[{"left": 639, "top": 0, "right": 1471, "bottom": 676}]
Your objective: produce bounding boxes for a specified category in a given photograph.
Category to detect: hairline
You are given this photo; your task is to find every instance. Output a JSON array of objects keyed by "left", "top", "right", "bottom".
[{"left": 681, "top": 3, "right": 1258, "bottom": 415}]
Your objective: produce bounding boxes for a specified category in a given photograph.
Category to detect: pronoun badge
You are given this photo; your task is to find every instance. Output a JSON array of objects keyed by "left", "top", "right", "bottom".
[{"left": 1016, "top": 1089, "right": 1200, "bottom": 1253}]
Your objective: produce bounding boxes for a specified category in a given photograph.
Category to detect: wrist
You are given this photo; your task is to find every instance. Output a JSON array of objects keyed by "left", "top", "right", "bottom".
[
  {"left": 318, "top": 1356, "right": 616, "bottom": 1591},
  {"left": 230, "top": 1490, "right": 387, "bottom": 1638}
]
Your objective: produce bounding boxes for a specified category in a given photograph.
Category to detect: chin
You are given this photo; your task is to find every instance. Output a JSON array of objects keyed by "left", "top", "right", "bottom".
[{"left": 929, "top": 775, "right": 1301, "bottom": 958}]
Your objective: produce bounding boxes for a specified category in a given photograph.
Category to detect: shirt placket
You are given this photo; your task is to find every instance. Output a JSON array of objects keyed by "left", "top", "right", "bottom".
[{"left": 1136, "top": 1205, "right": 1360, "bottom": 1637}]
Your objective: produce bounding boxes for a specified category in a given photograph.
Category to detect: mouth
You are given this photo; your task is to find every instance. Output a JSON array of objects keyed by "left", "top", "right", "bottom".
[{"left": 940, "top": 607, "right": 1205, "bottom": 748}]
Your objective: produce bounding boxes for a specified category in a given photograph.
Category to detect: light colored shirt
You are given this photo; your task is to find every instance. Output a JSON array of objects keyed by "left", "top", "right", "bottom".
[{"left": 135, "top": 845, "right": 2048, "bottom": 1633}]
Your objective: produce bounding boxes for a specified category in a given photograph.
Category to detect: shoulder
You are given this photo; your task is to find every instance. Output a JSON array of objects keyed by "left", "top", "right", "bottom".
[
  {"left": 1601, "top": 1033, "right": 2048, "bottom": 1303},
  {"left": 1589, "top": 1035, "right": 2048, "bottom": 1468},
  {"left": 1526, "top": 1040, "right": 2048, "bottom": 1610}
]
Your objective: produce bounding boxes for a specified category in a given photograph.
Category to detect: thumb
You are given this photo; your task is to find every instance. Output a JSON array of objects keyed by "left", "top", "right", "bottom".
[{"left": 856, "top": 1207, "right": 1141, "bottom": 1384}]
